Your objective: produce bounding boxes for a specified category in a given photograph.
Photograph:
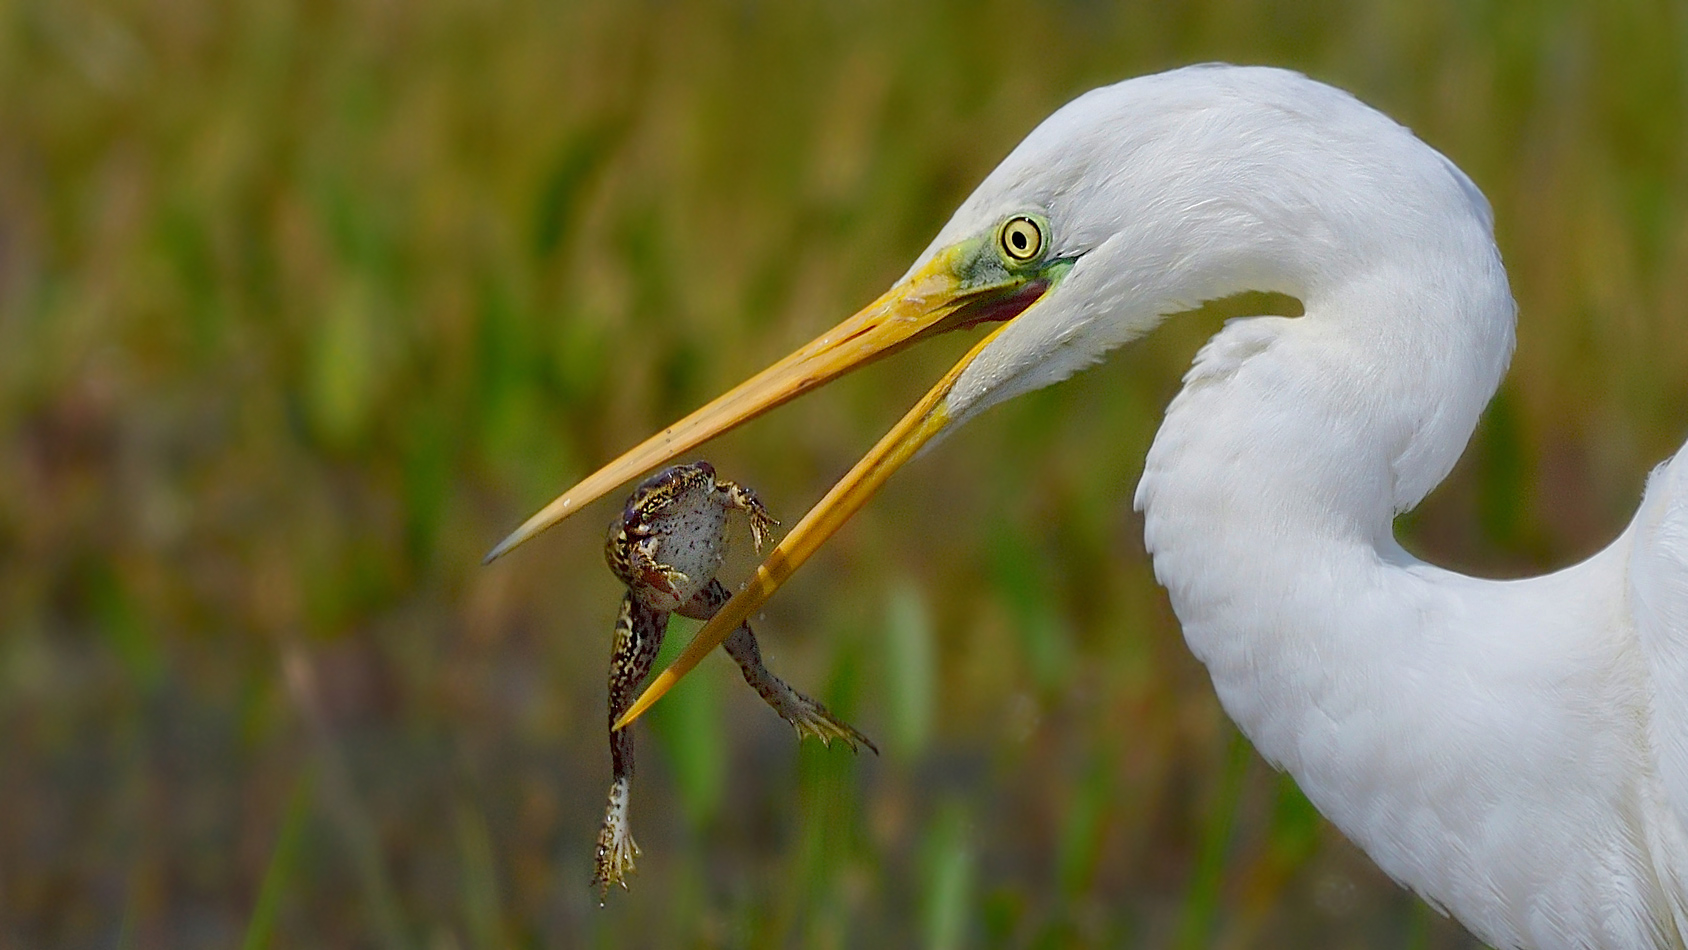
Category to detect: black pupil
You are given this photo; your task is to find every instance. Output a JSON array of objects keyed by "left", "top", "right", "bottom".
[{"left": 1011, "top": 226, "right": 1031, "bottom": 253}]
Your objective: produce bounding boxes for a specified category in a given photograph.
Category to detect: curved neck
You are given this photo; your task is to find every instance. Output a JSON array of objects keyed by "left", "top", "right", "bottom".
[
  {"left": 1133, "top": 197, "right": 1519, "bottom": 650},
  {"left": 1124, "top": 192, "right": 1660, "bottom": 948},
  {"left": 1132, "top": 137, "right": 1518, "bottom": 524}
]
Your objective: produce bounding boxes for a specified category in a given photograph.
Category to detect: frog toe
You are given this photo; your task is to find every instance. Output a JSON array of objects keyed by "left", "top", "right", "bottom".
[
  {"left": 592, "top": 824, "right": 641, "bottom": 900},
  {"left": 788, "top": 704, "right": 879, "bottom": 756}
]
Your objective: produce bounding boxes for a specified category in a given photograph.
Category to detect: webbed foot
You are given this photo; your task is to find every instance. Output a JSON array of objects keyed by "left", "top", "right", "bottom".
[
  {"left": 782, "top": 694, "right": 879, "bottom": 755},
  {"left": 592, "top": 779, "right": 640, "bottom": 901}
]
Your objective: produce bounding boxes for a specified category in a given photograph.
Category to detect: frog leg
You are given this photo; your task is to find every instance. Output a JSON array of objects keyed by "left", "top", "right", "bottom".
[
  {"left": 680, "top": 580, "right": 877, "bottom": 754},
  {"left": 593, "top": 592, "right": 668, "bottom": 900},
  {"left": 713, "top": 480, "right": 780, "bottom": 551},
  {"left": 623, "top": 527, "right": 693, "bottom": 609}
]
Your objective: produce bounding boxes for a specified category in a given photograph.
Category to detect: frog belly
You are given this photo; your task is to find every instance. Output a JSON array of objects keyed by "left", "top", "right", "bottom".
[{"left": 652, "top": 502, "right": 728, "bottom": 604}]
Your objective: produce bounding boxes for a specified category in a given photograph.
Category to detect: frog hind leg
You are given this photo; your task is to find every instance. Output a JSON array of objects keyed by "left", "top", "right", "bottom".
[
  {"left": 681, "top": 580, "right": 877, "bottom": 755},
  {"left": 593, "top": 592, "right": 668, "bottom": 900}
]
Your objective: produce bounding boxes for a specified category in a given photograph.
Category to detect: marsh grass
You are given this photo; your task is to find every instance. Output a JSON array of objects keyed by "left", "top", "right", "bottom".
[{"left": 3, "top": 0, "right": 1687, "bottom": 946}]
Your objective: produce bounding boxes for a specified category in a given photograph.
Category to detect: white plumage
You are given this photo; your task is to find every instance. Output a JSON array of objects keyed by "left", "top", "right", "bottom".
[{"left": 937, "top": 64, "right": 1688, "bottom": 950}]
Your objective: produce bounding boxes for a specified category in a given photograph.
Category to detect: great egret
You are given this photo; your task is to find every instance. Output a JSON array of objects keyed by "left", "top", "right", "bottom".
[{"left": 489, "top": 65, "right": 1688, "bottom": 948}]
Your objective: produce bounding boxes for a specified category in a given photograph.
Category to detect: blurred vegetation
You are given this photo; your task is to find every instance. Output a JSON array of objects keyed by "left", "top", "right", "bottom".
[{"left": 2, "top": 0, "right": 1687, "bottom": 947}]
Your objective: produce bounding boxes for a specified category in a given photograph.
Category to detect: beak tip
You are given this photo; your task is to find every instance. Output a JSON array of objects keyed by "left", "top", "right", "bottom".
[{"left": 482, "top": 532, "right": 520, "bottom": 565}]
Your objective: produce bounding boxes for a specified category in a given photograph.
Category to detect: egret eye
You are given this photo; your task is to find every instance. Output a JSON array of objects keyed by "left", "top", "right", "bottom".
[{"left": 999, "top": 215, "right": 1045, "bottom": 263}]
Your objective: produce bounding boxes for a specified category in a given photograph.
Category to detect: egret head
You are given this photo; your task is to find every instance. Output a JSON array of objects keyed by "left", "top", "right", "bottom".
[
  {"left": 833, "top": 61, "right": 1417, "bottom": 432},
  {"left": 485, "top": 64, "right": 1475, "bottom": 726}
]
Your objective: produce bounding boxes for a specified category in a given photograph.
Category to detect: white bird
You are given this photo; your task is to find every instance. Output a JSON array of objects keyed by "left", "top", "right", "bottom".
[{"left": 488, "top": 65, "right": 1688, "bottom": 949}]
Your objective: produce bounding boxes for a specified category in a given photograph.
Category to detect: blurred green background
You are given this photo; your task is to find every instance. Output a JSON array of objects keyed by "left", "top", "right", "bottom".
[{"left": 4, "top": 0, "right": 1688, "bottom": 946}]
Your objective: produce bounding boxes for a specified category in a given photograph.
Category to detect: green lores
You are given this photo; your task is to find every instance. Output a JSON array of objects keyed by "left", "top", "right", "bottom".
[
  {"left": 952, "top": 211, "right": 1063, "bottom": 291},
  {"left": 942, "top": 213, "right": 1075, "bottom": 334}
]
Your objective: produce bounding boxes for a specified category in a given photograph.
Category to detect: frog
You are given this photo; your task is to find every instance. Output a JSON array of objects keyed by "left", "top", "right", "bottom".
[{"left": 593, "top": 461, "right": 876, "bottom": 899}]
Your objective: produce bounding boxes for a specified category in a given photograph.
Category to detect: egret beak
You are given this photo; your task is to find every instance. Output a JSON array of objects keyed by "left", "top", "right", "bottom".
[{"left": 485, "top": 241, "right": 1054, "bottom": 728}]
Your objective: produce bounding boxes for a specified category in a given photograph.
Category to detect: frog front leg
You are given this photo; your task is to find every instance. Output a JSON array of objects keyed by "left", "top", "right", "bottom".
[
  {"left": 623, "top": 527, "right": 693, "bottom": 612},
  {"left": 712, "top": 479, "right": 779, "bottom": 552},
  {"left": 592, "top": 592, "right": 668, "bottom": 900},
  {"left": 680, "top": 580, "right": 877, "bottom": 754}
]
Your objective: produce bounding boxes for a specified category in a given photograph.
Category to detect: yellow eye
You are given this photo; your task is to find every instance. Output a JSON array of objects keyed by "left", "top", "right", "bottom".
[{"left": 999, "top": 215, "right": 1045, "bottom": 262}]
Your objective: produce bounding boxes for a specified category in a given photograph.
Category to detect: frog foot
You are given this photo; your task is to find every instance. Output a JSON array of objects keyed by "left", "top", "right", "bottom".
[
  {"left": 747, "top": 506, "right": 779, "bottom": 552},
  {"left": 785, "top": 697, "right": 879, "bottom": 755},
  {"left": 592, "top": 780, "right": 640, "bottom": 901},
  {"left": 635, "top": 564, "right": 692, "bottom": 610}
]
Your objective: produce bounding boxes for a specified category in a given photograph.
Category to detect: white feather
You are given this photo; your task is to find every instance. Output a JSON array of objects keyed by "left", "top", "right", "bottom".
[{"left": 922, "top": 65, "right": 1688, "bottom": 949}]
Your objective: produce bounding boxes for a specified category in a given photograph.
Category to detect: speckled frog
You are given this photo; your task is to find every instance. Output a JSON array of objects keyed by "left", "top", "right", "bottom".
[{"left": 593, "top": 461, "right": 875, "bottom": 898}]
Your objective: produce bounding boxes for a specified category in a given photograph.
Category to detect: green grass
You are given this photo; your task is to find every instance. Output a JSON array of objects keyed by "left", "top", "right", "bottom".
[
  {"left": 3, "top": 0, "right": 1686, "bottom": 946},
  {"left": 240, "top": 770, "right": 313, "bottom": 950}
]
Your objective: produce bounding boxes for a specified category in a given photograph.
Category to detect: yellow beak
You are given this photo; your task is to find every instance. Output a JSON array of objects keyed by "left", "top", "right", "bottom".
[{"left": 485, "top": 243, "right": 1052, "bottom": 729}]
